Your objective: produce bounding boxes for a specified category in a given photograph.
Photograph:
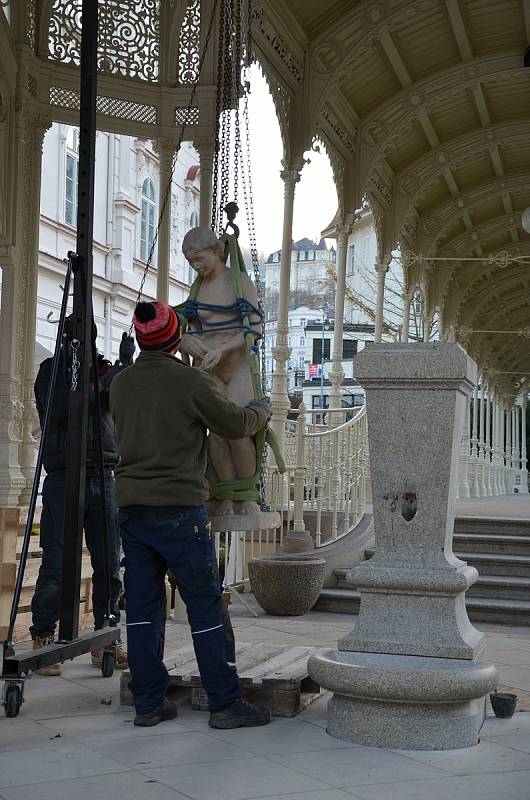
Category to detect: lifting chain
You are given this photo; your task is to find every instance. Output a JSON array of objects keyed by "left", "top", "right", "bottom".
[{"left": 132, "top": 0, "right": 220, "bottom": 320}]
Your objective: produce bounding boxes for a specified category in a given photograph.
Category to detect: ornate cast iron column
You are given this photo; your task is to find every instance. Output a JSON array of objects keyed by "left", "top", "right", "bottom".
[{"left": 269, "top": 163, "right": 301, "bottom": 452}]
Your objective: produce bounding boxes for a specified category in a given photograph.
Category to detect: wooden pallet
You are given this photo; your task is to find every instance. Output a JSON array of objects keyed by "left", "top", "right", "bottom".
[{"left": 120, "top": 641, "right": 321, "bottom": 717}]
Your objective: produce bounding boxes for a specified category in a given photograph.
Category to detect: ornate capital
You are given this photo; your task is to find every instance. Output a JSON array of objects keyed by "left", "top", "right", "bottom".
[
  {"left": 193, "top": 137, "right": 216, "bottom": 159},
  {"left": 280, "top": 163, "right": 302, "bottom": 196}
]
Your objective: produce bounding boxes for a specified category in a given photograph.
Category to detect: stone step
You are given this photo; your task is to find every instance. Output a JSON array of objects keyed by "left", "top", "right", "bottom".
[
  {"left": 454, "top": 551, "right": 530, "bottom": 578},
  {"left": 314, "top": 588, "right": 530, "bottom": 625},
  {"left": 454, "top": 517, "right": 530, "bottom": 537},
  {"left": 335, "top": 568, "right": 530, "bottom": 600},
  {"left": 453, "top": 533, "right": 530, "bottom": 556},
  {"left": 467, "top": 575, "right": 530, "bottom": 601},
  {"left": 359, "top": 550, "right": 530, "bottom": 577}
]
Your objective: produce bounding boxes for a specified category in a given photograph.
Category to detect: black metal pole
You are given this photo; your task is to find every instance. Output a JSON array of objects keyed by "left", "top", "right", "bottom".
[
  {"left": 2, "top": 259, "right": 73, "bottom": 660},
  {"left": 59, "top": 0, "right": 98, "bottom": 641}
]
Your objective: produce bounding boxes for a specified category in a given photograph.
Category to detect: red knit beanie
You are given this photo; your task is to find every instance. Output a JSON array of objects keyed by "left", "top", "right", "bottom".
[{"left": 133, "top": 301, "right": 181, "bottom": 353}]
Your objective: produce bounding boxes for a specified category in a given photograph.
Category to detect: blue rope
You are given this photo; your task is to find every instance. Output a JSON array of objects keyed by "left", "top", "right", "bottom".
[{"left": 183, "top": 296, "right": 264, "bottom": 339}]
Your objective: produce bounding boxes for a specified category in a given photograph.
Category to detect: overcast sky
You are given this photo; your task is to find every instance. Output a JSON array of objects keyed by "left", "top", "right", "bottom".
[{"left": 234, "top": 65, "right": 338, "bottom": 258}]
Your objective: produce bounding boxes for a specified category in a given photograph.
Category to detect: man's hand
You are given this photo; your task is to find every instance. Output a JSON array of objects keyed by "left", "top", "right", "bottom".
[
  {"left": 246, "top": 397, "right": 272, "bottom": 422},
  {"left": 180, "top": 333, "right": 210, "bottom": 360}
]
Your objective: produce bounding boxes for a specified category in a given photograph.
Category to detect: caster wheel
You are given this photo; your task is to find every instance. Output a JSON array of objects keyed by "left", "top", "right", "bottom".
[
  {"left": 5, "top": 685, "right": 22, "bottom": 718},
  {"left": 101, "top": 650, "right": 115, "bottom": 678}
]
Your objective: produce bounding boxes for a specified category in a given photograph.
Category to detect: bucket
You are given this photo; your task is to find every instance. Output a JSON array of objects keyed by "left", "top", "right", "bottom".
[{"left": 490, "top": 691, "right": 518, "bottom": 719}]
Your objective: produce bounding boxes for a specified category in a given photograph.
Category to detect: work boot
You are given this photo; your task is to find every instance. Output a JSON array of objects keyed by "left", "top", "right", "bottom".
[
  {"left": 91, "top": 645, "right": 128, "bottom": 669},
  {"left": 209, "top": 698, "right": 271, "bottom": 729},
  {"left": 32, "top": 635, "right": 62, "bottom": 677},
  {"left": 134, "top": 698, "right": 178, "bottom": 728}
]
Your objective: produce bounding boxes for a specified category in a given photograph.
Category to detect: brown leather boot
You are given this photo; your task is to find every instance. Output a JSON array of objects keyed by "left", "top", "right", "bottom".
[
  {"left": 91, "top": 645, "right": 128, "bottom": 669},
  {"left": 33, "top": 635, "right": 62, "bottom": 676}
]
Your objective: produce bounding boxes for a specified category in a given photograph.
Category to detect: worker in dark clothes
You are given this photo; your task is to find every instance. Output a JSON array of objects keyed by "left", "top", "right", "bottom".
[
  {"left": 110, "top": 300, "right": 271, "bottom": 729},
  {"left": 30, "top": 316, "right": 127, "bottom": 674}
]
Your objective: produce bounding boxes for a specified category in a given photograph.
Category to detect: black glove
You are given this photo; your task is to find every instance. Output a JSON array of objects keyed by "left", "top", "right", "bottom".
[
  {"left": 246, "top": 397, "right": 272, "bottom": 421},
  {"left": 119, "top": 332, "right": 135, "bottom": 366}
]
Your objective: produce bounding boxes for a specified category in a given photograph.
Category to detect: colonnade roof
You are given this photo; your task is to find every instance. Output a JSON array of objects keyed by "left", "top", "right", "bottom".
[
  {"left": 2, "top": 0, "right": 529, "bottom": 393},
  {"left": 253, "top": 0, "right": 530, "bottom": 393}
]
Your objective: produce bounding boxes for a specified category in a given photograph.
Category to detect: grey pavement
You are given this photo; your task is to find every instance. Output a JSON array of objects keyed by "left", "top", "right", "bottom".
[{"left": 0, "top": 600, "right": 529, "bottom": 800}]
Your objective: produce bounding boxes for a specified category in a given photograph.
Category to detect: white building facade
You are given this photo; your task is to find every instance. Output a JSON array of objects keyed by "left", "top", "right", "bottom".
[{"left": 36, "top": 124, "right": 199, "bottom": 364}]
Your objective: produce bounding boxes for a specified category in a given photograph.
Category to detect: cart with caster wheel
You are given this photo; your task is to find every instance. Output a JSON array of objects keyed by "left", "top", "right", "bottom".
[{"left": 1, "top": 1, "right": 122, "bottom": 718}]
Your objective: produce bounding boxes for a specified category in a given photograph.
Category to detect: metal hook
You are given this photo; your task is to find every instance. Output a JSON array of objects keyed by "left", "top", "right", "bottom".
[{"left": 223, "top": 201, "right": 240, "bottom": 238}]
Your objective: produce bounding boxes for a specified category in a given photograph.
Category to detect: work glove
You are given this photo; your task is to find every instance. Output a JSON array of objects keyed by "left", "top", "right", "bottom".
[
  {"left": 246, "top": 397, "right": 272, "bottom": 422},
  {"left": 119, "top": 332, "right": 136, "bottom": 366}
]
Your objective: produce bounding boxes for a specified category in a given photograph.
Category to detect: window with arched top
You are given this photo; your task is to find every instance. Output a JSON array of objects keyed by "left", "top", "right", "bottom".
[
  {"left": 140, "top": 178, "right": 156, "bottom": 263},
  {"left": 189, "top": 209, "right": 199, "bottom": 228},
  {"left": 65, "top": 127, "right": 79, "bottom": 226}
]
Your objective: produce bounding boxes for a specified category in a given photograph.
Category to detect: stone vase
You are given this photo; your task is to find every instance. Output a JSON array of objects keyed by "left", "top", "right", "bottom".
[{"left": 248, "top": 555, "right": 325, "bottom": 616}]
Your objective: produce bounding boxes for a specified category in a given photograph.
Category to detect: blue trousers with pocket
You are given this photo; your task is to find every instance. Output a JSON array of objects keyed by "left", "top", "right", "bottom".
[{"left": 118, "top": 504, "right": 241, "bottom": 714}]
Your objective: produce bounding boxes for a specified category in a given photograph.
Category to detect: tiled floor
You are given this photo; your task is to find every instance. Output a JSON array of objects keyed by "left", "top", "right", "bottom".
[{"left": 1, "top": 603, "right": 529, "bottom": 800}]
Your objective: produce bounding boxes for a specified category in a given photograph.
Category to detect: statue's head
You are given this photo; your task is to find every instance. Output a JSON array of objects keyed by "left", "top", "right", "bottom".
[{"left": 182, "top": 227, "right": 224, "bottom": 260}]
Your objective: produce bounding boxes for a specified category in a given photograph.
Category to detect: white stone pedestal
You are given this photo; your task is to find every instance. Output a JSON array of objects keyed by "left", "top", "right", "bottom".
[{"left": 308, "top": 343, "right": 497, "bottom": 750}]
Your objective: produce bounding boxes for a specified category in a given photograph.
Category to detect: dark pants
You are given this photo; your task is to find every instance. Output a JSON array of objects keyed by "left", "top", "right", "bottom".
[
  {"left": 118, "top": 504, "right": 241, "bottom": 714},
  {"left": 30, "top": 470, "right": 122, "bottom": 638}
]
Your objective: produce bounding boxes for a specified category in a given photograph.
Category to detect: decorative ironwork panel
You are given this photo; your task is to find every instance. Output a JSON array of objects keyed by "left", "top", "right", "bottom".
[
  {"left": 178, "top": 0, "right": 201, "bottom": 85},
  {"left": 48, "top": 0, "right": 160, "bottom": 83},
  {"left": 50, "top": 87, "right": 157, "bottom": 125},
  {"left": 174, "top": 106, "right": 199, "bottom": 125},
  {"left": 25, "top": 0, "right": 36, "bottom": 47},
  {"left": 26, "top": 74, "right": 38, "bottom": 98}
]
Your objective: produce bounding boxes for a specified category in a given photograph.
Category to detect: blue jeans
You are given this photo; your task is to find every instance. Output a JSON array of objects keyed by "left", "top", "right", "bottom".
[
  {"left": 118, "top": 504, "right": 241, "bottom": 714},
  {"left": 30, "top": 470, "right": 122, "bottom": 638}
]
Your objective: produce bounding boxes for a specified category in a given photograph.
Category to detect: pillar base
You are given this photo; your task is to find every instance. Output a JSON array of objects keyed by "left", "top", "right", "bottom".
[
  {"left": 279, "top": 529, "right": 315, "bottom": 553},
  {"left": 308, "top": 649, "right": 497, "bottom": 750}
]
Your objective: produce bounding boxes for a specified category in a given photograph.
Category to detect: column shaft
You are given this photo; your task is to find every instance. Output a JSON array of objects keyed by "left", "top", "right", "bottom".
[
  {"left": 401, "top": 294, "right": 411, "bottom": 342},
  {"left": 329, "top": 225, "right": 349, "bottom": 409},
  {"left": 156, "top": 140, "right": 174, "bottom": 304},
  {"left": 194, "top": 138, "right": 215, "bottom": 228},
  {"left": 269, "top": 166, "right": 301, "bottom": 451},
  {"left": 374, "top": 266, "right": 386, "bottom": 343},
  {"left": 520, "top": 394, "right": 528, "bottom": 493}
]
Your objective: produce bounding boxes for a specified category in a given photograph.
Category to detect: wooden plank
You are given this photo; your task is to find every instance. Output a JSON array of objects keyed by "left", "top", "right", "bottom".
[
  {"left": 176, "top": 641, "right": 257, "bottom": 683},
  {"left": 235, "top": 643, "right": 286, "bottom": 677},
  {"left": 249, "top": 646, "right": 314, "bottom": 686},
  {"left": 262, "top": 647, "right": 319, "bottom": 689}
]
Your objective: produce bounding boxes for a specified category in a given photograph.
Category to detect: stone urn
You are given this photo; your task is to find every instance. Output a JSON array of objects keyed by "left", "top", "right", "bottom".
[{"left": 248, "top": 554, "right": 325, "bottom": 616}]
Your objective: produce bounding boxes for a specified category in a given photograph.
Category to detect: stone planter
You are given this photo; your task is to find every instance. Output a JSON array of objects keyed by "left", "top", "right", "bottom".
[{"left": 248, "top": 555, "right": 325, "bottom": 616}]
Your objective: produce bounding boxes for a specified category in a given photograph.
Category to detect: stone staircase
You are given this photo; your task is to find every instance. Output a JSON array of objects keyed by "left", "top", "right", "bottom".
[{"left": 315, "top": 516, "right": 530, "bottom": 626}]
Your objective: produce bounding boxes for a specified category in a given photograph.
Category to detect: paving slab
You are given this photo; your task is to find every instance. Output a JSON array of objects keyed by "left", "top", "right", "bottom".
[
  {"left": 342, "top": 775, "right": 518, "bottom": 800},
  {"left": 140, "top": 755, "right": 332, "bottom": 800},
  {"left": 0, "top": 771, "right": 190, "bottom": 800},
  {"left": 268, "top": 747, "right": 450, "bottom": 789},
  {"left": 0, "top": 743, "right": 128, "bottom": 788}
]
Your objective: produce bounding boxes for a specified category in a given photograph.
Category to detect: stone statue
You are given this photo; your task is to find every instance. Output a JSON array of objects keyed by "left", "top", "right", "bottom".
[{"left": 180, "top": 227, "right": 262, "bottom": 519}]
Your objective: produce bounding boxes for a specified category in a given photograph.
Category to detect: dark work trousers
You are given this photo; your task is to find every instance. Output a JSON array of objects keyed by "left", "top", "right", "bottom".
[
  {"left": 118, "top": 504, "right": 241, "bottom": 714},
  {"left": 30, "top": 470, "right": 122, "bottom": 638}
]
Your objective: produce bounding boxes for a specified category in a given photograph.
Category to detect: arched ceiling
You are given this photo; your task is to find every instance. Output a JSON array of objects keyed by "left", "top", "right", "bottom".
[{"left": 252, "top": 0, "right": 530, "bottom": 391}]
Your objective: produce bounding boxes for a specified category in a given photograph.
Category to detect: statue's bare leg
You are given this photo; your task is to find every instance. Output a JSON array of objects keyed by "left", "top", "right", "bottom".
[
  {"left": 206, "top": 372, "right": 235, "bottom": 517},
  {"left": 224, "top": 371, "right": 260, "bottom": 516}
]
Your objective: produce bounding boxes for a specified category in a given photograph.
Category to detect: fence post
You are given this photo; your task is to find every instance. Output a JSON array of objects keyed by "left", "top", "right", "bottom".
[{"left": 280, "top": 403, "right": 314, "bottom": 553}]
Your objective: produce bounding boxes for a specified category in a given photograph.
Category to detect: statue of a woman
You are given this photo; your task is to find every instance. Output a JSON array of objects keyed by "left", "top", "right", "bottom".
[{"left": 180, "top": 227, "right": 262, "bottom": 518}]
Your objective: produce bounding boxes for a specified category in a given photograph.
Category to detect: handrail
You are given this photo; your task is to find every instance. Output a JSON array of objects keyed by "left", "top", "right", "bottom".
[{"left": 306, "top": 405, "right": 366, "bottom": 439}]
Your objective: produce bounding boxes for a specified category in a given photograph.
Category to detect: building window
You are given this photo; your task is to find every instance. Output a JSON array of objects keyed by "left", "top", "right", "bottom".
[
  {"left": 65, "top": 128, "right": 79, "bottom": 227},
  {"left": 313, "top": 338, "right": 331, "bottom": 363},
  {"left": 342, "top": 339, "right": 358, "bottom": 360},
  {"left": 300, "top": 337, "right": 304, "bottom": 346},
  {"left": 347, "top": 244, "right": 355, "bottom": 276},
  {"left": 140, "top": 178, "right": 156, "bottom": 263},
  {"left": 190, "top": 209, "right": 199, "bottom": 228},
  {"left": 300, "top": 318, "right": 306, "bottom": 328},
  {"left": 308, "top": 250, "right": 315, "bottom": 261}
]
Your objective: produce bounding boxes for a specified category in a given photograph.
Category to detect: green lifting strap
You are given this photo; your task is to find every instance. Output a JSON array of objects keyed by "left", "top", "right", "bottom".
[{"left": 175, "top": 233, "right": 285, "bottom": 504}]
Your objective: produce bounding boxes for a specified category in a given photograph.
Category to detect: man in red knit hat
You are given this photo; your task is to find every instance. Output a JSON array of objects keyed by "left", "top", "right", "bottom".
[{"left": 110, "top": 300, "right": 272, "bottom": 729}]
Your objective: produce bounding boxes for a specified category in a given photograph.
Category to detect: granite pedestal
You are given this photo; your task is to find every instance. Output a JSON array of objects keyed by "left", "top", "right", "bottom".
[{"left": 308, "top": 343, "right": 498, "bottom": 750}]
